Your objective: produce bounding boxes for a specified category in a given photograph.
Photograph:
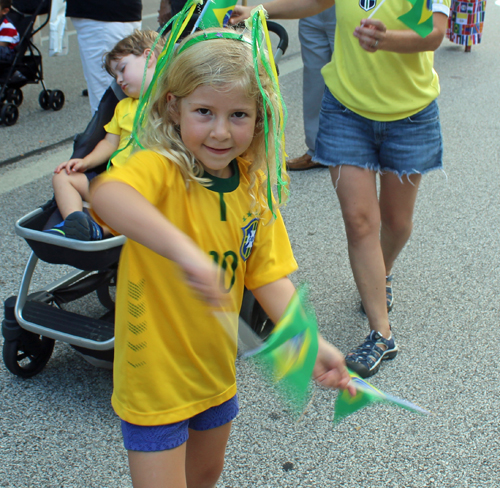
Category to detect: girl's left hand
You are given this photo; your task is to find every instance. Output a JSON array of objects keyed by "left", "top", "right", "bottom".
[
  {"left": 353, "top": 18, "right": 387, "bottom": 53},
  {"left": 313, "top": 337, "right": 357, "bottom": 396}
]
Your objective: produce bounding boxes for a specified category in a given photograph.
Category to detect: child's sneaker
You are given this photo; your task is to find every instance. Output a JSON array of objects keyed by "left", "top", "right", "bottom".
[
  {"left": 345, "top": 330, "right": 398, "bottom": 378},
  {"left": 64, "top": 211, "right": 103, "bottom": 241},
  {"left": 44, "top": 221, "right": 66, "bottom": 237}
]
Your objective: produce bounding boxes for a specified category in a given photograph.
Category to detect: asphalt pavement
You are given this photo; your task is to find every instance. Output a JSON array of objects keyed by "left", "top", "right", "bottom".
[{"left": 1, "top": 1, "right": 499, "bottom": 487}]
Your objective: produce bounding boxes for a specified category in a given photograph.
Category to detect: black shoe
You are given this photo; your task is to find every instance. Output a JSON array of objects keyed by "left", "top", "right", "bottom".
[{"left": 64, "top": 211, "right": 103, "bottom": 241}]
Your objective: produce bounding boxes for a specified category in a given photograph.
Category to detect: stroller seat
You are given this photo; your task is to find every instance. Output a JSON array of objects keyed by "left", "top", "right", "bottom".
[
  {"left": 4, "top": 199, "right": 126, "bottom": 377},
  {"left": 16, "top": 198, "right": 125, "bottom": 271}
]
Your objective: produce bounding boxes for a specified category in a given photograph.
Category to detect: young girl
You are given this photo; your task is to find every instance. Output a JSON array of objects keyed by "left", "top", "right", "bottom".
[{"left": 91, "top": 25, "right": 353, "bottom": 487}]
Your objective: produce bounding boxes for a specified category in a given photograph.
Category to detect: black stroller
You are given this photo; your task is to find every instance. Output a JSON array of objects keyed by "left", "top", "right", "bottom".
[
  {"left": 1, "top": 21, "right": 289, "bottom": 378},
  {"left": 0, "top": 0, "right": 65, "bottom": 126}
]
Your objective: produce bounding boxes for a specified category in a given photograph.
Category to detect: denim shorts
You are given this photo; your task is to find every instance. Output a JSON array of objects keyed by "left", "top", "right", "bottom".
[
  {"left": 313, "top": 89, "right": 443, "bottom": 178},
  {"left": 121, "top": 395, "right": 239, "bottom": 452}
]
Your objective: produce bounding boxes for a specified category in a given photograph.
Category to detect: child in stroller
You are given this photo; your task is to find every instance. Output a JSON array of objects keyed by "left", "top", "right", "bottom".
[
  {"left": 47, "top": 29, "right": 164, "bottom": 242},
  {"left": 0, "top": 0, "right": 20, "bottom": 63},
  {"left": 0, "top": 0, "right": 65, "bottom": 126}
]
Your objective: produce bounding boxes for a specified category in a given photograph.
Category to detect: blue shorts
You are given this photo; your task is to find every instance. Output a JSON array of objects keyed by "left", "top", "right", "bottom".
[
  {"left": 85, "top": 171, "right": 98, "bottom": 182},
  {"left": 313, "top": 89, "right": 443, "bottom": 178},
  {"left": 121, "top": 395, "right": 239, "bottom": 452}
]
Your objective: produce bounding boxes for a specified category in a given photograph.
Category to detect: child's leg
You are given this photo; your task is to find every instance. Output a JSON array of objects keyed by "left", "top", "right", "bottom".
[
  {"left": 128, "top": 445, "right": 188, "bottom": 488},
  {"left": 185, "top": 422, "right": 233, "bottom": 488},
  {"left": 52, "top": 171, "right": 91, "bottom": 219}
]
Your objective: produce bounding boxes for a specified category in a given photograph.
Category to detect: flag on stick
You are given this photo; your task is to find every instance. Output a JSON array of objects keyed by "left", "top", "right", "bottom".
[
  {"left": 398, "top": 0, "right": 434, "bottom": 38},
  {"left": 333, "top": 370, "right": 431, "bottom": 424},
  {"left": 244, "top": 285, "right": 319, "bottom": 414},
  {"left": 197, "top": 0, "right": 237, "bottom": 29}
]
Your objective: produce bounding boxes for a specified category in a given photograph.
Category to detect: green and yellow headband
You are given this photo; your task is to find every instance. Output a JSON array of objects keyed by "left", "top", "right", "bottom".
[{"left": 122, "top": 1, "right": 289, "bottom": 215}]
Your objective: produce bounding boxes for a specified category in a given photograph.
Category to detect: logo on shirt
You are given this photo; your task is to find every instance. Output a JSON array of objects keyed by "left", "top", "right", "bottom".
[
  {"left": 359, "top": 0, "right": 377, "bottom": 11},
  {"left": 240, "top": 218, "right": 258, "bottom": 261}
]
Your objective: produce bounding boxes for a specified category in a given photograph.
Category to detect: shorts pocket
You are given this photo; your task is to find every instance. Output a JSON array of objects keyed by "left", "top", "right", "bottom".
[
  {"left": 321, "top": 89, "right": 349, "bottom": 115},
  {"left": 407, "top": 100, "right": 439, "bottom": 124}
]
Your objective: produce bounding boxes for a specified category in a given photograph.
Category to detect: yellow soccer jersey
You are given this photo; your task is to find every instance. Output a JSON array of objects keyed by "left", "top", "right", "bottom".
[
  {"left": 321, "top": 0, "right": 450, "bottom": 121},
  {"left": 93, "top": 150, "right": 298, "bottom": 425},
  {"left": 103, "top": 97, "right": 139, "bottom": 168}
]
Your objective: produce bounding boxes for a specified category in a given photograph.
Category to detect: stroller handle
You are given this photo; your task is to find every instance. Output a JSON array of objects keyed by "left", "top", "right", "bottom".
[{"left": 266, "top": 21, "right": 289, "bottom": 65}]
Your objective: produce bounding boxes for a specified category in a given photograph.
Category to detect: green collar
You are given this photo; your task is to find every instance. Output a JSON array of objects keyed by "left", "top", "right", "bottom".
[{"left": 203, "top": 159, "right": 239, "bottom": 193}]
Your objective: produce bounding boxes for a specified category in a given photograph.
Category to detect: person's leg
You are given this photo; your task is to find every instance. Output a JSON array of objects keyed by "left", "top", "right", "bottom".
[
  {"left": 330, "top": 166, "right": 391, "bottom": 339},
  {"left": 128, "top": 445, "right": 188, "bottom": 488},
  {"left": 0, "top": 45, "right": 15, "bottom": 63},
  {"left": 122, "top": 419, "right": 190, "bottom": 488},
  {"left": 185, "top": 422, "right": 232, "bottom": 488},
  {"left": 52, "top": 171, "right": 90, "bottom": 219},
  {"left": 72, "top": 19, "right": 141, "bottom": 114},
  {"left": 378, "top": 99, "right": 443, "bottom": 277},
  {"left": 299, "top": 14, "right": 335, "bottom": 155},
  {"left": 379, "top": 172, "right": 422, "bottom": 276}
]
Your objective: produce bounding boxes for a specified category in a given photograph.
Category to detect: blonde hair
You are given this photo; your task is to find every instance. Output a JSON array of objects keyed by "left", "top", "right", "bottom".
[
  {"left": 104, "top": 30, "right": 166, "bottom": 77},
  {"left": 140, "top": 27, "right": 288, "bottom": 214}
]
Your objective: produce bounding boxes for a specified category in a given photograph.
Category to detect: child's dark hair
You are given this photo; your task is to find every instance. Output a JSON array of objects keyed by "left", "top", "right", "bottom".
[
  {"left": 1, "top": 0, "right": 12, "bottom": 10},
  {"left": 104, "top": 30, "right": 165, "bottom": 77}
]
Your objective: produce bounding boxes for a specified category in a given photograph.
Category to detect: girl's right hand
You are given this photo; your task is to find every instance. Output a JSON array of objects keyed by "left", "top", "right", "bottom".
[
  {"left": 54, "top": 158, "right": 88, "bottom": 174},
  {"left": 229, "top": 5, "right": 253, "bottom": 25},
  {"left": 177, "top": 252, "right": 224, "bottom": 307}
]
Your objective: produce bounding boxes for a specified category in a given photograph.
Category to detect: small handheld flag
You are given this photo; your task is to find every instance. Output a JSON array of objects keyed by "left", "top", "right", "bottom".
[
  {"left": 333, "top": 370, "right": 431, "bottom": 424},
  {"left": 398, "top": 0, "right": 434, "bottom": 38},
  {"left": 196, "top": 0, "right": 237, "bottom": 29},
  {"left": 244, "top": 285, "right": 319, "bottom": 414}
]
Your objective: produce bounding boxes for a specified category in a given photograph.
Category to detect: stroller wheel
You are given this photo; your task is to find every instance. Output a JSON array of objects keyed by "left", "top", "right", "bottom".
[
  {"left": 3, "top": 334, "right": 55, "bottom": 378},
  {"left": 6, "top": 87, "right": 23, "bottom": 107},
  {"left": 49, "top": 90, "right": 65, "bottom": 111},
  {"left": 0, "top": 103, "right": 19, "bottom": 126},
  {"left": 39, "top": 89, "right": 52, "bottom": 110}
]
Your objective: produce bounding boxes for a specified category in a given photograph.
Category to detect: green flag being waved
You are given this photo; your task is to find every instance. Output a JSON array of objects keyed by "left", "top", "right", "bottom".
[
  {"left": 333, "top": 369, "right": 431, "bottom": 424},
  {"left": 244, "top": 285, "right": 319, "bottom": 415}
]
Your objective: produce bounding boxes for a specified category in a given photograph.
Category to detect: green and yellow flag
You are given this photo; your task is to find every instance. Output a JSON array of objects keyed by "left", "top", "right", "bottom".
[
  {"left": 197, "top": 0, "right": 237, "bottom": 29},
  {"left": 244, "top": 285, "right": 319, "bottom": 414},
  {"left": 398, "top": 0, "right": 434, "bottom": 38},
  {"left": 333, "top": 370, "right": 431, "bottom": 424}
]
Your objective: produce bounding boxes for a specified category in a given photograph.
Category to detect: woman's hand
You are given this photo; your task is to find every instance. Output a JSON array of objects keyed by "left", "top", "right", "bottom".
[
  {"left": 353, "top": 18, "right": 387, "bottom": 53},
  {"left": 229, "top": 5, "right": 253, "bottom": 25},
  {"left": 54, "top": 158, "right": 88, "bottom": 174},
  {"left": 313, "top": 336, "right": 356, "bottom": 395}
]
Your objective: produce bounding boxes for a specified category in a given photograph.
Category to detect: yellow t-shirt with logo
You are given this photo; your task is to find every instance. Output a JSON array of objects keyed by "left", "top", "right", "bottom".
[
  {"left": 321, "top": 0, "right": 450, "bottom": 121},
  {"left": 93, "top": 150, "right": 298, "bottom": 425},
  {"left": 103, "top": 97, "right": 139, "bottom": 168}
]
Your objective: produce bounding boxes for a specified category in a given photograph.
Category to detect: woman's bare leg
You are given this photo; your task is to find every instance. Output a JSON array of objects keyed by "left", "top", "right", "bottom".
[
  {"left": 379, "top": 172, "right": 422, "bottom": 276},
  {"left": 330, "top": 166, "right": 390, "bottom": 338}
]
